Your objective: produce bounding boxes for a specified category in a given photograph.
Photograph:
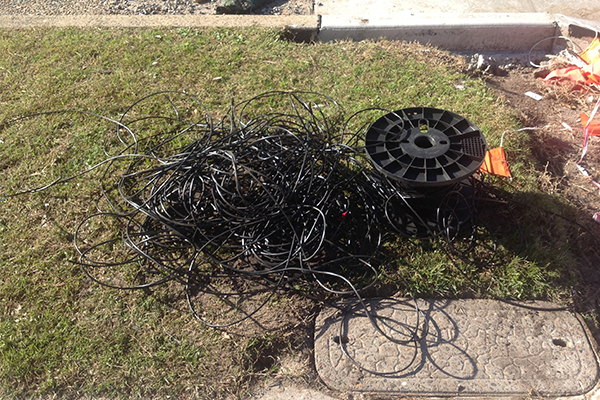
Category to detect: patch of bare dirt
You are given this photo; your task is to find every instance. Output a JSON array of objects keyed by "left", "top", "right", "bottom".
[{"left": 484, "top": 65, "right": 600, "bottom": 217}]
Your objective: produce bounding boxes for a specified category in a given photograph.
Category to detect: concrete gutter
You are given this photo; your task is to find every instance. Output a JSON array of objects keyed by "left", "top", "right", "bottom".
[
  {"left": 555, "top": 14, "right": 600, "bottom": 37},
  {"left": 0, "top": 14, "right": 321, "bottom": 42},
  {"left": 0, "top": 14, "right": 319, "bottom": 29},
  {"left": 1, "top": 12, "right": 599, "bottom": 51}
]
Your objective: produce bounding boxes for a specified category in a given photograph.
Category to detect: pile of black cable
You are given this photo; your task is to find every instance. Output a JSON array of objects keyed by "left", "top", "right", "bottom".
[{"left": 73, "top": 91, "right": 401, "bottom": 326}]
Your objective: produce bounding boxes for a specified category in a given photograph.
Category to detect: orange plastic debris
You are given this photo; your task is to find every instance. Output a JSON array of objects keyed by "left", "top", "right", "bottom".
[
  {"left": 579, "top": 37, "right": 600, "bottom": 65},
  {"left": 544, "top": 66, "right": 589, "bottom": 88},
  {"left": 480, "top": 147, "right": 511, "bottom": 178},
  {"left": 580, "top": 112, "right": 600, "bottom": 137},
  {"left": 544, "top": 38, "right": 600, "bottom": 88},
  {"left": 578, "top": 37, "right": 600, "bottom": 85}
]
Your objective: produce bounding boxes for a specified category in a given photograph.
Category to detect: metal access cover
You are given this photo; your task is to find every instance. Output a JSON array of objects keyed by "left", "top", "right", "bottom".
[
  {"left": 315, "top": 298, "right": 600, "bottom": 397},
  {"left": 365, "top": 108, "right": 487, "bottom": 186}
]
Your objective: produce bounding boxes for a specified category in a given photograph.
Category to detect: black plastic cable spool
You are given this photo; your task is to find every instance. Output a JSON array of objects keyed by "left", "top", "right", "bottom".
[{"left": 365, "top": 107, "right": 487, "bottom": 187}]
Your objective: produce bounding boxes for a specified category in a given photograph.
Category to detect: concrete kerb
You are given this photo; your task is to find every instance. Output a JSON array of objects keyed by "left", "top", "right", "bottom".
[
  {"left": 318, "top": 13, "right": 600, "bottom": 51},
  {"left": 318, "top": 12, "right": 560, "bottom": 51}
]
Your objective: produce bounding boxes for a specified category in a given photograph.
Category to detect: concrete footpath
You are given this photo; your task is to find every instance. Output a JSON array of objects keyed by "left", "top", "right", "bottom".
[{"left": 1, "top": 1, "right": 600, "bottom": 399}]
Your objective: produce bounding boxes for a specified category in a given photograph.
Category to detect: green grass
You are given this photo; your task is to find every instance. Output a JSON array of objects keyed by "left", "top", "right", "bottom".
[{"left": 0, "top": 27, "right": 596, "bottom": 399}]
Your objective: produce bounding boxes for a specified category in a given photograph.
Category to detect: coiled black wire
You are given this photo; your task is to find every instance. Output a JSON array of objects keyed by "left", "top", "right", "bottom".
[{"left": 63, "top": 91, "right": 391, "bottom": 328}]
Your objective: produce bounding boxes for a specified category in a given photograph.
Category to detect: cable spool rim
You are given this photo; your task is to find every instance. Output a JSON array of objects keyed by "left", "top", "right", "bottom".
[{"left": 364, "top": 107, "right": 488, "bottom": 187}]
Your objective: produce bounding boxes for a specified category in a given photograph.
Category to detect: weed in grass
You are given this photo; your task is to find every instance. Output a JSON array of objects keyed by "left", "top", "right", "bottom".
[{"left": 243, "top": 334, "right": 282, "bottom": 374}]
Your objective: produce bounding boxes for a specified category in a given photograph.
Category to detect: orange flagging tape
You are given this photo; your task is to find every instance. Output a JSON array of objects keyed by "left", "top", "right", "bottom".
[
  {"left": 580, "top": 112, "right": 600, "bottom": 137},
  {"left": 480, "top": 147, "right": 511, "bottom": 178}
]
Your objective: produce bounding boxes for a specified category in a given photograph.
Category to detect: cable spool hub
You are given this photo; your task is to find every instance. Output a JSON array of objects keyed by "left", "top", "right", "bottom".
[{"left": 365, "top": 107, "right": 487, "bottom": 187}]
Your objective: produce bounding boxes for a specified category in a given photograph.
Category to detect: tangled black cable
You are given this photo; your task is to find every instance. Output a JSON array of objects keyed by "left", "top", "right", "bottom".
[
  {"left": 62, "top": 91, "right": 394, "bottom": 327},
  {"left": 2, "top": 91, "right": 510, "bottom": 321}
]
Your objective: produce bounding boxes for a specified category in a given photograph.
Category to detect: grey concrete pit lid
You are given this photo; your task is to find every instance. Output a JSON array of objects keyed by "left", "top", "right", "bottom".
[{"left": 315, "top": 298, "right": 600, "bottom": 397}]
